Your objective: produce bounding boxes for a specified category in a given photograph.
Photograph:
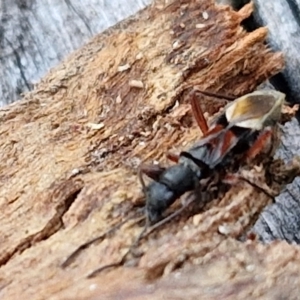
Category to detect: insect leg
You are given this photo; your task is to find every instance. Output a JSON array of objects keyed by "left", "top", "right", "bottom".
[
  {"left": 238, "top": 176, "right": 276, "bottom": 199},
  {"left": 138, "top": 164, "right": 166, "bottom": 188},
  {"left": 166, "top": 152, "right": 180, "bottom": 163},
  {"left": 190, "top": 90, "right": 209, "bottom": 134},
  {"left": 144, "top": 193, "right": 197, "bottom": 238},
  {"left": 86, "top": 194, "right": 198, "bottom": 278},
  {"left": 245, "top": 128, "right": 273, "bottom": 160},
  {"left": 194, "top": 89, "right": 236, "bottom": 101},
  {"left": 222, "top": 172, "right": 276, "bottom": 199}
]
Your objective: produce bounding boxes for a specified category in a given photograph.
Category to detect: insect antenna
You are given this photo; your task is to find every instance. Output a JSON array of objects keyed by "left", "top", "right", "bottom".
[
  {"left": 143, "top": 193, "right": 197, "bottom": 237},
  {"left": 86, "top": 194, "right": 197, "bottom": 278},
  {"left": 86, "top": 223, "right": 148, "bottom": 278},
  {"left": 138, "top": 166, "right": 147, "bottom": 191},
  {"left": 61, "top": 211, "right": 144, "bottom": 269},
  {"left": 194, "top": 88, "right": 237, "bottom": 101}
]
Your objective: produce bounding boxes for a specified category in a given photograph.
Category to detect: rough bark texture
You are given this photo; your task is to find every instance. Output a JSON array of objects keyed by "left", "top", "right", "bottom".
[
  {"left": 217, "top": 0, "right": 300, "bottom": 104},
  {"left": 0, "top": 0, "right": 150, "bottom": 105},
  {"left": 87, "top": 240, "right": 300, "bottom": 299},
  {"left": 2, "top": 0, "right": 300, "bottom": 246},
  {"left": 0, "top": 0, "right": 299, "bottom": 299},
  {"left": 218, "top": 0, "right": 300, "bottom": 251},
  {"left": 244, "top": 0, "right": 300, "bottom": 244},
  {"left": 251, "top": 0, "right": 300, "bottom": 103},
  {"left": 2, "top": 0, "right": 300, "bottom": 107},
  {"left": 253, "top": 119, "right": 300, "bottom": 243}
]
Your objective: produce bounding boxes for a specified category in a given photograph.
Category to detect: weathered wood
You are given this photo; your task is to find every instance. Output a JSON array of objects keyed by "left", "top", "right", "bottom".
[
  {"left": 0, "top": 0, "right": 298, "bottom": 299},
  {"left": 249, "top": 0, "right": 300, "bottom": 241},
  {"left": 217, "top": 0, "right": 300, "bottom": 103},
  {"left": 251, "top": 0, "right": 300, "bottom": 103},
  {"left": 253, "top": 118, "right": 300, "bottom": 243},
  {"left": 2, "top": 0, "right": 300, "bottom": 107},
  {"left": 0, "top": 0, "right": 150, "bottom": 106},
  {"left": 215, "top": 0, "right": 300, "bottom": 246},
  {"left": 2, "top": 0, "right": 300, "bottom": 108},
  {"left": 87, "top": 240, "right": 300, "bottom": 299}
]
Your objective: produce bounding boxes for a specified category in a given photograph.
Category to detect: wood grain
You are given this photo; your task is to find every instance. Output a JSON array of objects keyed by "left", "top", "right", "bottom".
[
  {"left": 0, "top": 1, "right": 298, "bottom": 299},
  {"left": 0, "top": 0, "right": 150, "bottom": 105}
]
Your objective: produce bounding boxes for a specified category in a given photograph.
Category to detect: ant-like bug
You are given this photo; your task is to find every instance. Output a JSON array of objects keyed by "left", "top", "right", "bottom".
[
  {"left": 61, "top": 89, "right": 286, "bottom": 277},
  {"left": 140, "top": 89, "right": 285, "bottom": 223}
]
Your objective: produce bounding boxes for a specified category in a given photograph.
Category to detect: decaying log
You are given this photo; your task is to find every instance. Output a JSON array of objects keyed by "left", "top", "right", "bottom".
[
  {"left": 218, "top": 0, "right": 300, "bottom": 103},
  {"left": 253, "top": 118, "right": 300, "bottom": 243},
  {"left": 214, "top": 1, "right": 300, "bottom": 245},
  {"left": 1, "top": 0, "right": 300, "bottom": 108},
  {"left": 251, "top": 0, "right": 300, "bottom": 103},
  {"left": 0, "top": 0, "right": 298, "bottom": 299},
  {"left": 0, "top": 0, "right": 150, "bottom": 105},
  {"left": 87, "top": 239, "right": 300, "bottom": 299}
]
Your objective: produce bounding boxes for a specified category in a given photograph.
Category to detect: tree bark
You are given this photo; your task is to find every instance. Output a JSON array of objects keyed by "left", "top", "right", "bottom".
[
  {"left": 0, "top": 0, "right": 150, "bottom": 105},
  {"left": 215, "top": 0, "right": 300, "bottom": 246},
  {"left": 2, "top": 0, "right": 300, "bottom": 107},
  {"left": 251, "top": 0, "right": 300, "bottom": 103},
  {"left": 0, "top": 0, "right": 299, "bottom": 299},
  {"left": 217, "top": 0, "right": 300, "bottom": 104}
]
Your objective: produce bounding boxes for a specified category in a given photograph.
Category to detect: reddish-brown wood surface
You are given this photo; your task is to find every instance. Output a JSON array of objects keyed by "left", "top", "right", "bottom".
[{"left": 0, "top": 1, "right": 299, "bottom": 299}]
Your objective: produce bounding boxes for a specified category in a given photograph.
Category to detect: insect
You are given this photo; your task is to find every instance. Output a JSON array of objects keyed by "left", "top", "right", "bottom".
[
  {"left": 61, "top": 89, "right": 285, "bottom": 276},
  {"left": 140, "top": 89, "right": 285, "bottom": 224}
]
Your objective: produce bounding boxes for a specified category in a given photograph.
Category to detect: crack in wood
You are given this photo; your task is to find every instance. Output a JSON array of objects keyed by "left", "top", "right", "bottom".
[{"left": 0, "top": 177, "right": 84, "bottom": 267}]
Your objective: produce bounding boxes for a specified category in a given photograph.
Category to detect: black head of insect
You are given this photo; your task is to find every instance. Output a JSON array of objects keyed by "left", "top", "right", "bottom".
[{"left": 140, "top": 162, "right": 202, "bottom": 223}]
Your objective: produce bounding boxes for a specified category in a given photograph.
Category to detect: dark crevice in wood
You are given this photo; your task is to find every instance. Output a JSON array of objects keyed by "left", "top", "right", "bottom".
[
  {"left": 0, "top": 183, "right": 83, "bottom": 268},
  {"left": 234, "top": 1, "right": 300, "bottom": 109},
  {"left": 60, "top": 189, "right": 83, "bottom": 228}
]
